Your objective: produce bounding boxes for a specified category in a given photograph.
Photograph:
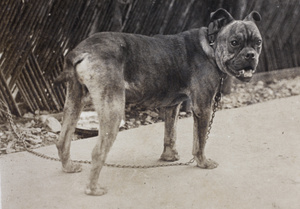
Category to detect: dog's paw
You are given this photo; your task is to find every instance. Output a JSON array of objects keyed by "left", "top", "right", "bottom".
[
  {"left": 195, "top": 158, "right": 218, "bottom": 169},
  {"left": 85, "top": 184, "right": 107, "bottom": 196},
  {"left": 62, "top": 161, "right": 82, "bottom": 173},
  {"left": 160, "top": 148, "right": 180, "bottom": 162}
]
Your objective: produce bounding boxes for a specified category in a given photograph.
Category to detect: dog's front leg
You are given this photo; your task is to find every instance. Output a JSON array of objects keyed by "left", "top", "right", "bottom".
[
  {"left": 192, "top": 104, "right": 218, "bottom": 169},
  {"left": 160, "top": 104, "right": 181, "bottom": 161}
]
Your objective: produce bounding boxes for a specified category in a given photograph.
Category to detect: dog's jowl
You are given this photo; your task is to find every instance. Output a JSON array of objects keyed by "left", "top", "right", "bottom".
[{"left": 56, "top": 9, "right": 262, "bottom": 196}]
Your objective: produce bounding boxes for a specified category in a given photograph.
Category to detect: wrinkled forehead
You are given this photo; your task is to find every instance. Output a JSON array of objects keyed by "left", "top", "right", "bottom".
[{"left": 222, "top": 20, "right": 262, "bottom": 39}]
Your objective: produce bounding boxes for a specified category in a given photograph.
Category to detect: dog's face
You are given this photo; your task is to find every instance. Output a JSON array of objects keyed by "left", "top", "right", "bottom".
[{"left": 210, "top": 9, "right": 262, "bottom": 82}]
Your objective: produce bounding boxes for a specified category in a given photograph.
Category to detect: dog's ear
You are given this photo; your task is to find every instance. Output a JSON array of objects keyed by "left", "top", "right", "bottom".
[
  {"left": 208, "top": 9, "right": 234, "bottom": 45},
  {"left": 244, "top": 11, "right": 262, "bottom": 22},
  {"left": 210, "top": 8, "right": 234, "bottom": 28}
]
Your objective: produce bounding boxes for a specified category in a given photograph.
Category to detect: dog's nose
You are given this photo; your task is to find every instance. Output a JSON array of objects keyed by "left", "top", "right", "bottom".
[{"left": 245, "top": 52, "right": 255, "bottom": 60}]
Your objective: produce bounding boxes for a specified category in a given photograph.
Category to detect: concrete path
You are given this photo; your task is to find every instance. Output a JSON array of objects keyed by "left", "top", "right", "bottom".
[{"left": 1, "top": 96, "right": 300, "bottom": 209}]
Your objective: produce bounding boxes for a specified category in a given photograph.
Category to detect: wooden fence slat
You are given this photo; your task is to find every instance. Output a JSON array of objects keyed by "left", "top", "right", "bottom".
[
  {"left": 15, "top": 80, "right": 35, "bottom": 113},
  {"left": 31, "top": 54, "right": 61, "bottom": 111},
  {"left": 0, "top": 71, "right": 21, "bottom": 116},
  {"left": 21, "top": 70, "right": 44, "bottom": 109},
  {"left": 25, "top": 56, "right": 51, "bottom": 110}
]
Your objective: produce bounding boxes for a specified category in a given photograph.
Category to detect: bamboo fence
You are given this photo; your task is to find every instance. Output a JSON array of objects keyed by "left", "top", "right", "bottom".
[{"left": 0, "top": 0, "right": 300, "bottom": 118}]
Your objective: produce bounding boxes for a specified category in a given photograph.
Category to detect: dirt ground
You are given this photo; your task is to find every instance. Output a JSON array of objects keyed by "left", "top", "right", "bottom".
[{"left": 1, "top": 95, "right": 300, "bottom": 209}]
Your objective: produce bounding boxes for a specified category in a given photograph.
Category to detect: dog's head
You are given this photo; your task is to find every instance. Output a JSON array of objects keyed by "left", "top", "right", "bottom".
[{"left": 208, "top": 9, "right": 262, "bottom": 82}]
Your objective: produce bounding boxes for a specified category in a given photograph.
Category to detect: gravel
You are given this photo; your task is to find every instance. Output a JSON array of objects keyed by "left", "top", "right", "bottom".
[{"left": 222, "top": 76, "right": 300, "bottom": 109}]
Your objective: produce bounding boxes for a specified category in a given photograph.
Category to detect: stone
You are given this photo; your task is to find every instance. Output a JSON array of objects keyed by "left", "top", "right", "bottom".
[
  {"left": 40, "top": 116, "right": 61, "bottom": 133},
  {"left": 291, "top": 88, "right": 300, "bottom": 95},
  {"left": 145, "top": 116, "right": 153, "bottom": 124},
  {"left": 179, "top": 112, "right": 187, "bottom": 117},
  {"left": 149, "top": 111, "right": 159, "bottom": 118},
  {"left": 47, "top": 132, "right": 58, "bottom": 138},
  {"left": 25, "top": 138, "right": 42, "bottom": 145},
  {"left": 119, "top": 119, "right": 125, "bottom": 127},
  {"left": 23, "top": 112, "right": 34, "bottom": 118}
]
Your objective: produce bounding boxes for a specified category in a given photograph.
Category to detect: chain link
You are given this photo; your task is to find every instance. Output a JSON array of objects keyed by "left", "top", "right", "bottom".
[
  {"left": 0, "top": 78, "right": 223, "bottom": 169},
  {"left": 206, "top": 77, "right": 224, "bottom": 141}
]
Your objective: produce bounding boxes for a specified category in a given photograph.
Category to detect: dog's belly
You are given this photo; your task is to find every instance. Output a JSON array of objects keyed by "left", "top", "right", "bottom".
[{"left": 124, "top": 82, "right": 189, "bottom": 107}]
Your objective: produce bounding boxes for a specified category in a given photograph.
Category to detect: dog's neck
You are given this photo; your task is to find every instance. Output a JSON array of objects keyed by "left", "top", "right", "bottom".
[
  {"left": 199, "top": 28, "right": 214, "bottom": 59},
  {"left": 199, "top": 28, "right": 227, "bottom": 79}
]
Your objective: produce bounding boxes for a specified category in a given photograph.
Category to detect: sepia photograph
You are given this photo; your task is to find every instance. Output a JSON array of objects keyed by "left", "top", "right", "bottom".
[{"left": 1, "top": 0, "right": 299, "bottom": 208}]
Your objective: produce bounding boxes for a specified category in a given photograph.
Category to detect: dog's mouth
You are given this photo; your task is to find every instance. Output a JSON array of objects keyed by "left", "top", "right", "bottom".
[
  {"left": 235, "top": 66, "right": 255, "bottom": 78},
  {"left": 229, "top": 66, "right": 256, "bottom": 82}
]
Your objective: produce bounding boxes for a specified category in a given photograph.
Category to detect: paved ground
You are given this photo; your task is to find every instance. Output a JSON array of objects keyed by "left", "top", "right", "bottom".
[{"left": 1, "top": 96, "right": 300, "bottom": 209}]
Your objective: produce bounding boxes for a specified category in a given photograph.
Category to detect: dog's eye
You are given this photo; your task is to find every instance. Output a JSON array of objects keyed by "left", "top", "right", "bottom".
[
  {"left": 256, "top": 39, "right": 262, "bottom": 46},
  {"left": 230, "top": 40, "right": 239, "bottom": 47}
]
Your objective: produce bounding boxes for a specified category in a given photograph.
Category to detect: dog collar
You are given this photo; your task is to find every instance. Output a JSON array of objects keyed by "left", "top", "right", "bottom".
[
  {"left": 207, "top": 19, "right": 228, "bottom": 79},
  {"left": 207, "top": 18, "right": 226, "bottom": 46}
]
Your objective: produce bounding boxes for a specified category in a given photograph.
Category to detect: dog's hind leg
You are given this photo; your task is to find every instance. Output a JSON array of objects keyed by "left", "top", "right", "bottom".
[
  {"left": 84, "top": 80, "right": 125, "bottom": 196},
  {"left": 160, "top": 104, "right": 181, "bottom": 161},
  {"left": 56, "top": 78, "right": 85, "bottom": 173}
]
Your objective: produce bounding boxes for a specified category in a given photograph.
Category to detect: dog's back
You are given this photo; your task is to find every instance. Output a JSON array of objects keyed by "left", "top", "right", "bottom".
[{"left": 60, "top": 30, "right": 208, "bottom": 107}]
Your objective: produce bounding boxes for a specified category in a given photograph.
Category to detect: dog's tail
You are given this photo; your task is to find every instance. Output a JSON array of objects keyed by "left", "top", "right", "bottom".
[{"left": 54, "top": 57, "right": 76, "bottom": 84}]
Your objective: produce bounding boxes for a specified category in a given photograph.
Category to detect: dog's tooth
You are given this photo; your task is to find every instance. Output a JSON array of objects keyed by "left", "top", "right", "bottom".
[
  {"left": 237, "top": 70, "right": 245, "bottom": 77},
  {"left": 243, "top": 70, "right": 253, "bottom": 78}
]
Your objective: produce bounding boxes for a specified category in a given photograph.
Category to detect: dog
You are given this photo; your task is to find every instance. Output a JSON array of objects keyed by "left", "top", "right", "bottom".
[{"left": 55, "top": 8, "right": 262, "bottom": 196}]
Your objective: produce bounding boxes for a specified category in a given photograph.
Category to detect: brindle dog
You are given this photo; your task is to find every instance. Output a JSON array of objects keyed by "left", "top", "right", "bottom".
[{"left": 56, "top": 9, "right": 262, "bottom": 195}]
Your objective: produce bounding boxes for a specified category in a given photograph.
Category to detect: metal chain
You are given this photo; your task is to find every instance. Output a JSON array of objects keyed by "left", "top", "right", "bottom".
[
  {"left": 0, "top": 78, "right": 223, "bottom": 169},
  {"left": 206, "top": 77, "right": 224, "bottom": 140},
  {"left": 0, "top": 100, "right": 195, "bottom": 168}
]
